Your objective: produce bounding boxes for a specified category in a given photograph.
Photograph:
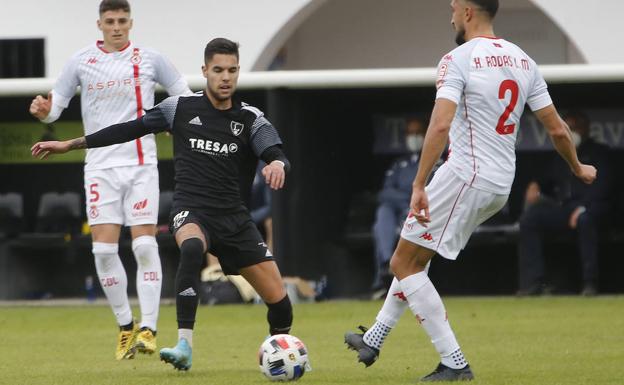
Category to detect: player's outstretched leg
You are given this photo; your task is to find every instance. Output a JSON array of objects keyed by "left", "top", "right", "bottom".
[
  {"left": 160, "top": 338, "right": 192, "bottom": 371},
  {"left": 420, "top": 362, "right": 474, "bottom": 382},
  {"left": 344, "top": 277, "right": 408, "bottom": 367}
]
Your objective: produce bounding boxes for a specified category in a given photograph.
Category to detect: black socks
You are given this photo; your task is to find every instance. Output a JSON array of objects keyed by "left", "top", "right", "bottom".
[{"left": 176, "top": 238, "right": 204, "bottom": 329}]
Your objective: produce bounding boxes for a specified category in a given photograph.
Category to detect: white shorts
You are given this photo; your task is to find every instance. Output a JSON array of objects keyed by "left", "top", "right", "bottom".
[
  {"left": 84, "top": 165, "right": 160, "bottom": 226},
  {"left": 400, "top": 164, "right": 507, "bottom": 260}
]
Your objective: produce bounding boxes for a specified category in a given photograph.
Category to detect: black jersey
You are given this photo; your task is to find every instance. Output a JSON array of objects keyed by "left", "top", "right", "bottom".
[{"left": 142, "top": 91, "right": 282, "bottom": 213}]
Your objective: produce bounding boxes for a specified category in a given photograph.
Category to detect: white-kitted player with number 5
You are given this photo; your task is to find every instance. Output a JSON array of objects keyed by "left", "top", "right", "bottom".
[
  {"left": 345, "top": 0, "right": 596, "bottom": 382},
  {"left": 29, "top": 0, "right": 191, "bottom": 361}
]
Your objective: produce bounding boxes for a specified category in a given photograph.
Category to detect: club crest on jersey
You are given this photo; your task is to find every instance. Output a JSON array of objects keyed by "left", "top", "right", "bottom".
[
  {"left": 89, "top": 205, "right": 99, "bottom": 219},
  {"left": 230, "top": 121, "right": 244, "bottom": 136},
  {"left": 131, "top": 49, "right": 142, "bottom": 65},
  {"left": 172, "top": 210, "right": 189, "bottom": 229}
]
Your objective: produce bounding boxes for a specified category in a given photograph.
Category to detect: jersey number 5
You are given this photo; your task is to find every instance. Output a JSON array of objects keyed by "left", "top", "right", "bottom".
[
  {"left": 89, "top": 183, "right": 100, "bottom": 203},
  {"left": 496, "top": 79, "right": 519, "bottom": 135}
]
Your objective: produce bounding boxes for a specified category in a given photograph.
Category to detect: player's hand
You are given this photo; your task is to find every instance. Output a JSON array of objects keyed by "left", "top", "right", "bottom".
[
  {"left": 31, "top": 140, "right": 71, "bottom": 159},
  {"left": 262, "top": 161, "right": 286, "bottom": 190},
  {"left": 29, "top": 91, "right": 53, "bottom": 120},
  {"left": 410, "top": 186, "right": 430, "bottom": 226},
  {"left": 573, "top": 164, "right": 597, "bottom": 184}
]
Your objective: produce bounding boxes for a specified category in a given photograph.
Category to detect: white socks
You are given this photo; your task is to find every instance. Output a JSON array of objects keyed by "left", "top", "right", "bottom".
[
  {"left": 93, "top": 237, "right": 162, "bottom": 331},
  {"left": 363, "top": 262, "right": 431, "bottom": 351},
  {"left": 442, "top": 348, "right": 467, "bottom": 369},
  {"left": 132, "top": 235, "right": 162, "bottom": 331},
  {"left": 375, "top": 278, "right": 409, "bottom": 327},
  {"left": 363, "top": 278, "right": 407, "bottom": 350},
  {"left": 179, "top": 329, "right": 193, "bottom": 347},
  {"left": 400, "top": 271, "right": 466, "bottom": 369},
  {"left": 93, "top": 242, "right": 132, "bottom": 326}
]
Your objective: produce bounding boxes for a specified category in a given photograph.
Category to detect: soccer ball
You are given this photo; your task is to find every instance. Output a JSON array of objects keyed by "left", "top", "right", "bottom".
[{"left": 258, "top": 334, "right": 311, "bottom": 381}]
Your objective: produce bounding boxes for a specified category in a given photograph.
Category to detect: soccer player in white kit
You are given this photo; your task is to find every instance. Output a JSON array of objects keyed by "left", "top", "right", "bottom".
[
  {"left": 345, "top": 0, "right": 597, "bottom": 381},
  {"left": 29, "top": 0, "right": 191, "bottom": 360}
]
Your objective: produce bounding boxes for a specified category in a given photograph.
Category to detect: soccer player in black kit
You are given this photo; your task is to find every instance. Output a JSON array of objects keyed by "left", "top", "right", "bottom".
[{"left": 32, "top": 38, "right": 293, "bottom": 371}]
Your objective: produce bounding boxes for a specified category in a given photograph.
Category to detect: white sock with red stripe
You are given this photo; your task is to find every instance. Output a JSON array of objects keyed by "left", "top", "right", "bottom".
[
  {"left": 364, "top": 278, "right": 406, "bottom": 350},
  {"left": 400, "top": 271, "right": 467, "bottom": 369},
  {"left": 132, "top": 235, "right": 162, "bottom": 331},
  {"left": 363, "top": 263, "right": 432, "bottom": 350},
  {"left": 93, "top": 242, "right": 132, "bottom": 326},
  {"left": 363, "top": 277, "right": 407, "bottom": 350},
  {"left": 375, "top": 277, "right": 409, "bottom": 327}
]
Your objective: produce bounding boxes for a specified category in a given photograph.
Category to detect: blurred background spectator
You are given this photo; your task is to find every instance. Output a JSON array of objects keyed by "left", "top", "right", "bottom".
[
  {"left": 370, "top": 118, "right": 425, "bottom": 298},
  {"left": 517, "top": 110, "right": 612, "bottom": 296},
  {"left": 250, "top": 162, "right": 274, "bottom": 251}
]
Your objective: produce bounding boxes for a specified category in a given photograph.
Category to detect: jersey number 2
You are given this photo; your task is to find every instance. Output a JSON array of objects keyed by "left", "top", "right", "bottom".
[{"left": 496, "top": 79, "right": 519, "bottom": 135}]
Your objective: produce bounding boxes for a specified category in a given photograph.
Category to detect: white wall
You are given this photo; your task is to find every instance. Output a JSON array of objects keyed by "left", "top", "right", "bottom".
[
  {"left": 278, "top": 0, "right": 579, "bottom": 70},
  {"left": 0, "top": 0, "right": 316, "bottom": 76},
  {"left": 532, "top": 0, "right": 624, "bottom": 64},
  {"left": 0, "top": 0, "right": 622, "bottom": 77}
]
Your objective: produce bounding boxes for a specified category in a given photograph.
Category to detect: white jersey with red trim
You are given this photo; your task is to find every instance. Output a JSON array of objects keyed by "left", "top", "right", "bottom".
[
  {"left": 435, "top": 37, "right": 553, "bottom": 194},
  {"left": 48, "top": 41, "right": 191, "bottom": 171}
]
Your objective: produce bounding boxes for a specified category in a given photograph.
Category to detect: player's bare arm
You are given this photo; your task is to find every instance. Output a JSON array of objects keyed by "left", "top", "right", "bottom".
[
  {"left": 534, "top": 104, "right": 597, "bottom": 184},
  {"left": 410, "top": 98, "right": 456, "bottom": 224},
  {"left": 29, "top": 91, "right": 53, "bottom": 120},
  {"left": 32, "top": 116, "right": 152, "bottom": 160},
  {"left": 31, "top": 137, "right": 86, "bottom": 159}
]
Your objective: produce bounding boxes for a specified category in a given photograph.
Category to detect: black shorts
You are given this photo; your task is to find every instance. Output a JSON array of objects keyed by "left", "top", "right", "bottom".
[{"left": 169, "top": 208, "right": 273, "bottom": 275}]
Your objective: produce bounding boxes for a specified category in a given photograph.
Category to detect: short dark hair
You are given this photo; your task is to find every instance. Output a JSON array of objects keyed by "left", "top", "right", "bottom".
[
  {"left": 99, "top": 0, "right": 131, "bottom": 15},
  {"left": 468, "top": 0, "right": 498, "bottom": 19},
  {"left": 204, "top": 38, "right": 239, "bottom": 63}
]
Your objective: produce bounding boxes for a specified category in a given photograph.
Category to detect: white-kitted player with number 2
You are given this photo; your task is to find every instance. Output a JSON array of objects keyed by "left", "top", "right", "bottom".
[
  {"left": 29, "top": 0, "right": 191, "bottom": 361},
  {"left": 345, "top": 0, "right": 597, "bottom": 382}
]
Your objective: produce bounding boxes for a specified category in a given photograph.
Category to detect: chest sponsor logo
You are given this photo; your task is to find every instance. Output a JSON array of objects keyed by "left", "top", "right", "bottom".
[
  {"left": 189, "top": 138, "right": 238, "bottom": 156},
  {"left": 230, "top": 121, "right": 244, "bottom": 136}
]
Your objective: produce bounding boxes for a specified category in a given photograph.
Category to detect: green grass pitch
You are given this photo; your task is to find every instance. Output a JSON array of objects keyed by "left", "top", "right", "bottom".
[{"left": 1, "top": 297, "right": 623, "bottom": 384}]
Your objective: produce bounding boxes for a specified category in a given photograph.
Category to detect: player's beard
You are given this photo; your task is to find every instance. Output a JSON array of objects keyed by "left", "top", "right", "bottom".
[
  {"left": 455, "top": 28, "right": 467, "bottom": 46},
  {"left": 208, "top": 87, "right": 231, "bottom": 102}
]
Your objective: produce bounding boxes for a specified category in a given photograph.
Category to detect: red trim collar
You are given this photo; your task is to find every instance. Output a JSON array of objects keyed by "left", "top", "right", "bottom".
[
  {"left": 96, "top": 40, "right": 131, "bottom": 53},
  {"left": 474, "top": 35, "right": 499, "bottom": 40}
]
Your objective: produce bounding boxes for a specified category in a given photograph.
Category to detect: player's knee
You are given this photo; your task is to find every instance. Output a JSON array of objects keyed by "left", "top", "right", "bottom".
[
  {"left": 132, "top": 235, "right": 159, "bottom": 267},
  {"left": 92, "top": 242, "right": 119, "bottom": 271},
  {"left": 389, "top": 254, "right": 402, "bottom": 277},
  {"left": 179, "top": 237, "right": 205, "bottom": 271},
  {"left": 389, "top": 253, "right": 427, "bottom": 278},
  {"left": 266, "top": 294, "right": 293, "bottom": 335}
]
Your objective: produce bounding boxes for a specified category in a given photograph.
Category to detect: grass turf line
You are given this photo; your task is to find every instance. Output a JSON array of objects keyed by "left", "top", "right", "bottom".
[{"left": 0, "top": 297, "right": 623, "bottom": 385}]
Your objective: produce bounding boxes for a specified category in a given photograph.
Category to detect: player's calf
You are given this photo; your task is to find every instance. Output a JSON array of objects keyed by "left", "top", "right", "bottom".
[{"left": 266, "top": 294, "right": 293, "bottom": 335}]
